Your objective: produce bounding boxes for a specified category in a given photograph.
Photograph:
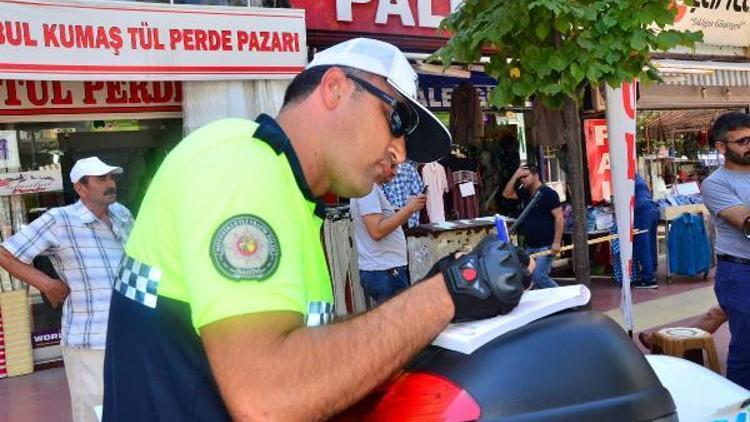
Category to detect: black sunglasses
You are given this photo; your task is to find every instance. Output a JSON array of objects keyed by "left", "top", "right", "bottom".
[
  {"left": 721, "top": 136, "right": 750, "bottom": 147},
  {"left": 345, "top": 74, "right": 419, "bottom": 138}
]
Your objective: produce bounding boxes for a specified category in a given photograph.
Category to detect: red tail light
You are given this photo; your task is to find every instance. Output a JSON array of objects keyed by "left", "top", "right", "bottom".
[{"left": 333, "top": 372, "right": 481, "bottom": 421}]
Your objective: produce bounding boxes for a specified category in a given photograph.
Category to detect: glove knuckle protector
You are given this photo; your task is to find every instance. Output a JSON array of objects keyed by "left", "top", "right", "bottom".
[{"left": 441, "top": 238, "right": 526, "bottom": 322}]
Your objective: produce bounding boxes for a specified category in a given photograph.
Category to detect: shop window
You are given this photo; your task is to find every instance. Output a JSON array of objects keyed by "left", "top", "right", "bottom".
[
  {"left": 542, "top": 146, "right": 565, "bottom": 183},
  {"left": 542, "top": 145, "right": 567, "bottom": 202},
  {"left": 0, "top": 118, "right": 182, "bottom": 366}
]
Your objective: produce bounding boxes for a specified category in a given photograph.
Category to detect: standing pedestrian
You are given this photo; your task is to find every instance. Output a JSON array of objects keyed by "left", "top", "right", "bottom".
[
  {"left": 701, "top": 111, "right": 750, "bottom": 389},
  {"left": 502, "top": 165, "right": 564, "bottom": 288},
  {"left": 0, "top": 157, "right": 133, "bottom": 422},
  {"left": 382, "top": 160, "right": 424, "bottom": 229},
  {"left": 351, "top": 164, "right": 426, "bottom": 305}
]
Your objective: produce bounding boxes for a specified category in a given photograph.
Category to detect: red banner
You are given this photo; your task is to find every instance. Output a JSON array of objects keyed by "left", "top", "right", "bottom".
[
  {"left": 288, "top": 0, "right": 460, "bottom": 51},
  {"left": 584, "top": 119, "right": 611, "bottom": 203}
]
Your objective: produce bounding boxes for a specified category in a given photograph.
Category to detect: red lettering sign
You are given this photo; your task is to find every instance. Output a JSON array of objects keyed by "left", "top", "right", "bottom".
[
  {"left": 0, "top": 1, "right": 307, "bottom": 80},
  {"left": 289, "top": 0, "right": 462, "bottom": 50},
  {"left": 584, "top": 119, "right": 612, "bottom": 203},
  {"left": 0, "top": 80, "right": 182, "bottom": 121}
]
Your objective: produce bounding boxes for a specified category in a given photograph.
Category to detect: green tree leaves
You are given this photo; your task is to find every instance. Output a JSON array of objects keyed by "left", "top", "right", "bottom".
[{"left": 436, "top": 0, "right": 703, "bottom": 109}]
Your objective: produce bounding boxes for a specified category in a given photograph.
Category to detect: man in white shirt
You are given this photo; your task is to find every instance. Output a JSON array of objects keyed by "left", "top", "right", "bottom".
[{"left": 351, "top": 166, "right": 426, "bottom": 304}]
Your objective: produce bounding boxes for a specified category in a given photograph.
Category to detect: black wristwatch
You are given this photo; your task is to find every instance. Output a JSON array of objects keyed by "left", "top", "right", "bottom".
[{"left": 744, "top": 216, "right": 750, "bottom": 239}]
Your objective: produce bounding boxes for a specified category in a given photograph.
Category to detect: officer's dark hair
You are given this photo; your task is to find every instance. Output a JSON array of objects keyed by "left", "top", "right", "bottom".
[
  {"left": 711, "top": 112, "right": 750, "bottom": 144},
  {"left": 282, "top": 65, "right": 369, "bottom": 108}
]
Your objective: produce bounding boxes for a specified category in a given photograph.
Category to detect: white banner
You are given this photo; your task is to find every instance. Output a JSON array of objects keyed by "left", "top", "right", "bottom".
[
  {"left": 0, "top": 0, "right": 307, "bottom": 81},
  {"left": 605, "top": 81, "right": 637, "bottom": 332},
  {"left": 0, "top": 131, "right": 20, "bottom": 170},
  {"left": 0, "top": 80, "right": 182, "bottom": 122},
  {"left": 0, "top": 169, "right": 62, "bottom": 196},
  {"left": 671, "top": 1, "right": 750, "bottom": 47}
]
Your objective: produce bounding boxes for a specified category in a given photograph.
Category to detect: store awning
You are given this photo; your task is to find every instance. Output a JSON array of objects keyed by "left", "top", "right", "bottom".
[
  {"left": 638, "top": 109, "right": 729, "bottom": 133},
  {"left": 654, "top": 59, "right": 750, "bottom": 87}
]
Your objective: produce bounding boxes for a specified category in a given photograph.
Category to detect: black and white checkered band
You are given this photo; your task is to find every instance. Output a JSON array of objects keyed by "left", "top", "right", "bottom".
[
  {"left": 305, "top": 301, "right": 334, "bottom": 327},
  {"left": 114, "top": 256, "right": 161, "bottom": 309}
]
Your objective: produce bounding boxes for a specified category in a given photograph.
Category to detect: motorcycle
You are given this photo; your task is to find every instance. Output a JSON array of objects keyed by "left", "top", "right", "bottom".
[
  {"left": 330, "top": 208, "right": 750, "bottom": 421},
  {"left": 333, "top": 310, "right": 750, "bottom": 421}
]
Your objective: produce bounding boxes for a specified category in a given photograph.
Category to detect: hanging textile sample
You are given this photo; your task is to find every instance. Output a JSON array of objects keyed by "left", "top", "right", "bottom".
[
  {"left": 421, "top": 162, "right": 449, "bottom": 223},
  {"left": 450, "top": 82, "right": 484, "bottom": 145}
]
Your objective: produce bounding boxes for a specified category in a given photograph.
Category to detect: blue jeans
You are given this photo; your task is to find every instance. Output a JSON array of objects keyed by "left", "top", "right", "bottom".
[
  {"left": 715, "top": 260, "right": 750, "bottom": 390},
  {"left": 359, "top": 266, "right": 409, "bottom": 305},
  {"left": 526, "top": 246, "right": 558, "bottom": 289}
]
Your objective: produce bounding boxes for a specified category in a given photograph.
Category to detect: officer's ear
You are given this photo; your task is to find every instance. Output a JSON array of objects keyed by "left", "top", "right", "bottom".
[{"left": 318, "top": 67, "right": 349, "bottom": 110}]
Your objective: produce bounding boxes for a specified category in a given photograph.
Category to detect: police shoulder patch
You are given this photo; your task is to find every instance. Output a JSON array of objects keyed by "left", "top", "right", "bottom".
[{"left": 210, "top": 214, "right": 281, "bottom": 281}]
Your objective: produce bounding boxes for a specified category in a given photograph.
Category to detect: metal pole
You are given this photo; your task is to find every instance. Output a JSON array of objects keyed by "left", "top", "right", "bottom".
[{"left": 508, "top": 190, "right": 543, "bottom": 235}]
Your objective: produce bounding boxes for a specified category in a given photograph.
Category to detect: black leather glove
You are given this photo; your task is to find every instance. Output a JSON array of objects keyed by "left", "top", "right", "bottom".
[{"left": 425, "top": 238, "right": 527, "bottom": 322}]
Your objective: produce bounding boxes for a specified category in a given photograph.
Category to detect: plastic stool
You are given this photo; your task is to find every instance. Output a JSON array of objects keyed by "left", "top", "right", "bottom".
[{"left": 651, "top": 327, "right": 721, "bottom": 373}]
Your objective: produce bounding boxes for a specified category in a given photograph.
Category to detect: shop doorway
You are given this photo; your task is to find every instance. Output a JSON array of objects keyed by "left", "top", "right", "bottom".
[{"left": 59, "top": 121, "right": 181, "bottom": 214}]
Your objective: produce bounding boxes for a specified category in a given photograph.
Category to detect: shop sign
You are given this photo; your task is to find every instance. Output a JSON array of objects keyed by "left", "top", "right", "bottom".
[
  {"left": 289, "top": 0, "right": 460, "bottom": 38},
  {"left": 0, "top": 169, "right": 63, "bottom": 196},
  {"left": 671, "top": 1, "right": 750, "bottom": 47},
  {"left": 584, "top": 119, "right": 612, "bottom": 203},
  {"left": 31, "top": 329, "right": 61, "bottom": 349},
  {"left": 0, "top": 80, "right": 182, "bottom": 121},
  {"left": 417, "top": 71, "right": 497, "bottom": 111},
  {"left": 0, "top": 0, "right": 307, "bottom": 81}
]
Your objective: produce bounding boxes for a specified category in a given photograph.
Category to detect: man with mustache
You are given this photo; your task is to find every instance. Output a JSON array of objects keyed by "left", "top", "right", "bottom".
[
  {"left": 701, "top": 111, "right": 750, "bottom": 389},
  {"left": 102, "top": 38, "right": 529, "bottom": 421},
  {"left": 0, "top": 156, "right": 133, "bottom": 422}
]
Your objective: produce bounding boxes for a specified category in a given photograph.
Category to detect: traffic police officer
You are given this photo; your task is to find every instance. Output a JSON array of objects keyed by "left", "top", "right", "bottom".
[{"left": 103, "top": 38, "right": 526, "bottom": 421}]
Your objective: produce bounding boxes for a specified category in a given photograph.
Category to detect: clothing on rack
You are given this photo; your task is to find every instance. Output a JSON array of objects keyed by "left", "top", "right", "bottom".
[
  {"left": 440, "top": 153, "right": 477, "bottom": 172},
  {"left": 324, "top": 218, "right": 367, "bottom": 316},
  {"left": 439, "top": 152, "right": 481, "bottom": 220},
  {"left": 383, "top": 160, "right": 424, "bottom": 228},
  {"left": 530, "top": 102, "right": 567, "bottom": 146},
  {"left": 449, "top": 82, "right": 483, "bottom": 145},
  {"left": 634, "top": 175, "right": 659, "bottom": 284},
  {"left": 610, "top": 225, "right": 638, "bottom": 285},
  {"left": 421, "top": 162, "right": 448, "bottom": 223},
  {"left": 446, "top": 169, "right": 480, "bottom": 220},
  {"left": 453, "top": 170, "right": 478, "bottom": 185},
  {"left": 667, "top": 213, "right": 711, "bottom": 277}
]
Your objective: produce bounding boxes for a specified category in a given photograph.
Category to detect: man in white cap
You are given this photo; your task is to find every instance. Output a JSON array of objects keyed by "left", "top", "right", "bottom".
[
  {"left": 0, "top": 156, "right": 133, "bottom": 422},
  {"left": 103, "top": 38, "right": 527, "bottom": 421}
]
